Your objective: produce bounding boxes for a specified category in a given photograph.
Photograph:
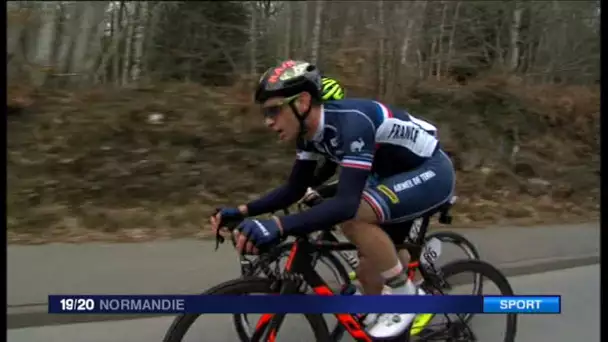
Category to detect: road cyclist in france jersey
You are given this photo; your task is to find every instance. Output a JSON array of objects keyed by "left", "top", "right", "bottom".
[
  {"left": 210, "top": 60, "right": 456, "bottom": 339},
  {"left": 311, "top": 75, "right": 439, "bottom": 336}
]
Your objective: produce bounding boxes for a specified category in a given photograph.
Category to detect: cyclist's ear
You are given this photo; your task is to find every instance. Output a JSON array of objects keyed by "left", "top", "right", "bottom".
[{"left": 298, "top": 92, "right": 312, "bottom": 110}]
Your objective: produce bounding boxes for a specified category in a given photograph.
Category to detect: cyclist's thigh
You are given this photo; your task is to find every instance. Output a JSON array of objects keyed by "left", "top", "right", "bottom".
[{"left": 361, "top": 150, "right": 455, "bottom": 225}]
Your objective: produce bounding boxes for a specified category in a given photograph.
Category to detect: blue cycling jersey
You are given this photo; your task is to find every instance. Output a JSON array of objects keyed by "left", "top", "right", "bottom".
[
  {"left": 297, "top": 98, "right": 439, "bottom": 177},
  {"left": 246, "top": 98, "right": 444, "bottom": 235}
]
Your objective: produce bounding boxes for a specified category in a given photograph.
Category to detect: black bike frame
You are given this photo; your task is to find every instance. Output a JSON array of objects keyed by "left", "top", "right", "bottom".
[
  {"left": 251, "top": 236, "right": 436, "bottom": 342},
  {"left": 246, "top": 188, "right": 454, "bottom": 341}
]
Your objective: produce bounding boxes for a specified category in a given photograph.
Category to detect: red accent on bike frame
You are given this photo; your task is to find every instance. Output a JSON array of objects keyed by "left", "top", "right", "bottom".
[
  {"left": 254, "top": 313, "right": 278, "bottom": 342},
  {"left": 407, "top": 261, "right": 419, "bottom": 280},
  {"left": 255, "top": 314, "right": 273, "bottom": 331},
  {"left": 284, "top": 242, "right": 298, "bottom": 271},
  {"left": 253, "top": 242, "right": 300, "bottom": 341},
  {"left": 313, "top": 285, "right": 372, "bottom": 342}
]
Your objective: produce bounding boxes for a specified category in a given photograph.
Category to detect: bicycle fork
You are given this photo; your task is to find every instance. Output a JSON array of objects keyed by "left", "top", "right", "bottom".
[{"left": 252, "top": 242, "right": 373, "bottom": 342}]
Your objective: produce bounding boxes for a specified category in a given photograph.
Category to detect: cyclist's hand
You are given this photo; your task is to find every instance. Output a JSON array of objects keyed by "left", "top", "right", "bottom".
[
  {"left": 233, "top": 217, "right": 282, "bottom": 254},
  {"left": 210, "top": 207, "right": 244, "bottom": 233},
  {"left": 300, "top": 187, "right": 321, "bottom": 206}
]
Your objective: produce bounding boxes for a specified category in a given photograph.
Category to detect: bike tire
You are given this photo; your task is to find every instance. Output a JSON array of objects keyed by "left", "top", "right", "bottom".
[
  {"left": 418, "top": 259, "right": 517, "bottom": 342},
  {"left": 163, "top": 277, "right": 332, "bottom": 342},
  {"left": 425, "top": 231, "right": 483, "bottom": 299},
  {"left": 234, "top": 246, "right": 351, "bottom": 342},
  {"left": 425, "top": 231, "right": 480, "bottom": 261}
]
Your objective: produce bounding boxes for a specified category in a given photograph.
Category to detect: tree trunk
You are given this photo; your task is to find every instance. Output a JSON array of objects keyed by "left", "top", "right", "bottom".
[
  {"left": 428, "top": 36, "right": 437, "bottom": 79},
  {"left": 71, "top": 2, "right": 103, "bottom": 84},
  {"left": 31, "top": 2, "right": 59, "bottom": 86},
  {"left": 54, "top": 3, "right": 81, "bottom": 77},
  {"left": 141, "top": 2, "right": 162, "bottom": 82},
  {"left": 445, "top": 1, "right": 461, "bottom": 73},
  {"left": 310, "top": 0, "right": 324, "bottom": 65},
  {"left": 299, "top": 1, "right": 308, "bottom": 58},
  {"left": 130, "top": 2, "right": 145, "bottom": 82},
  {"left": 282, "top": 2, "right": 290, "bottom": 58},
  {"left": 341, "top": 4, "right": 355, "bottom": 49},
  {"left": 249, "top": 2, "right": 258, "bottom": 76},
  {"left": 377, "top": 0, "right": 386, "bottom": 97},
  {"left": 416, "top": 49, "right": 425, "bottom": 79},
  {"left": 399, "top": 2, "right": 416, "bottom": 66},
  {"left": 112, "top": 1, "right": 125, "bottom": 85},
  {"left": 508, "top": 1, "right": 523, "bottom": 72},
  {"left": 84, "top": 1, "right": 110, "bottom": 84},
  {"left": 122, "top": 4, "right": 134, "bottom": 85},
  {"left": 436, "top": 1, "right": 449, "bottom": 80}
]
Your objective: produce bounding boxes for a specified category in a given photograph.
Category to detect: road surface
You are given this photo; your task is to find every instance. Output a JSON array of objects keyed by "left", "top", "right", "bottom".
[
  {"left": 8, "top": 222, "right": 599, "bottom": 309},
  {"left": 7, "top": 264, "right": 600, "bottom": 342}
]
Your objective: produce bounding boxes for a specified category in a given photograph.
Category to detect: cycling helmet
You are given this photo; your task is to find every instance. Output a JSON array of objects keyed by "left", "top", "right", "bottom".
[
  {"left": 255, "top": 60, "right": 322, "bottom": 104},
  {"left": 255, "top": 60, "right": 323, "bottom": 139},
  {"left": 321, "top": 77, "right": 345, "bottom": 101}
]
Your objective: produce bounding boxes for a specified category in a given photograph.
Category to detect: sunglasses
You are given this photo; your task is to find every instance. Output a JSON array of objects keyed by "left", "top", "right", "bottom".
[{"left": 261, "top": 94, "right": 300, "bottom": 118}]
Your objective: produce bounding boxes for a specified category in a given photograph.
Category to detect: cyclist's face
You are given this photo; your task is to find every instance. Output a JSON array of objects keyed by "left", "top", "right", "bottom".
[{"left": 262, "top": 96, "right": 300, "bottom": 142}]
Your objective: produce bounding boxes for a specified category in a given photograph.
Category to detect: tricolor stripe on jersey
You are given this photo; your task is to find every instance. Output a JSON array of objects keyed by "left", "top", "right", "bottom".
[
  {"left": 373, "top": 101, "right": 394, "bottom": 121},
  {"left": 372, "top": 101, "right": 394, "bottom": 150},
  {"left": 341, "top": 157, "right": 372, "bottom": 170},
  {"left": 362, "top": 190, "right": 389, "bottom": 222}
]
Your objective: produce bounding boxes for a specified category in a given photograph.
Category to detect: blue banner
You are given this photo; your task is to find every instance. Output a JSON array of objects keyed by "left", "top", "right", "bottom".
[
  {"left": 47, "top": 295, "right": 561, "bottom": 314},
  {"left": 483, "top": 296, "right": 561, "bottom": 314}
]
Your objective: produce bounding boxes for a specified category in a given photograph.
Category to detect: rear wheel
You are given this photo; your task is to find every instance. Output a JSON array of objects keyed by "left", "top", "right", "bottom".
[
  {"left": 163, "top": 277, "right": 332, "bottom": 342},
  {"left": 425, "top": 231, "right": 482, "bottom": 299},
  {"left": 416, "top": 259, "right": 517, "bottom": 342}
]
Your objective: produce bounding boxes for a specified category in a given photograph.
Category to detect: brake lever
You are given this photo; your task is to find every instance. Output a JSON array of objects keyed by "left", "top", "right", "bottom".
[
  {"left": 214, "top": 228, "right": 225, "bottom": 251},
  {"left": 214, "top": 219, "right": 241, "bottom": 251}
]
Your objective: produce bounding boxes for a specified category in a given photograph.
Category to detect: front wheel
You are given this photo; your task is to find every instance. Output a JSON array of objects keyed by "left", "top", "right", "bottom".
[
  {"left": 163, "top": 277, "right": 332, "bottom": 342},
  {"left": 234, "top": 246, "right": 350, "bottom": 342}
]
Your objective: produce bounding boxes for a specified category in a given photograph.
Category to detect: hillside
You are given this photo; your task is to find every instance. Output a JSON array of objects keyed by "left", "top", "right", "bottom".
[{"left": 7, "top": 79, "right": 600, "bottom": 244}]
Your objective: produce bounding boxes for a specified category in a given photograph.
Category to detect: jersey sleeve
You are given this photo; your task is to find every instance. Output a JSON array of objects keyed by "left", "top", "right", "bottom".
[
  {"left": 339, "top": 117, "right": 376, "bottom": 172},
  {"left": 278, "top": 114, "right": 377, "bottom": 234}
]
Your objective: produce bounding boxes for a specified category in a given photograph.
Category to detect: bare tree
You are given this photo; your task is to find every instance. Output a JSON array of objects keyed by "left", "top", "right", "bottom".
[
  {"left": 445, "top": 1, "right": 462, "bottom": 73},
  {"left": 310, "top": 0, "right": 324, "bottom": 65},
  {"left": 31, "top": 2, "right": 58, "bottom": 86},
  {"left": 6, "top": 0, "right": 599, "bottom": 91},
  {"left": 299, "top": 1, "right": 308, "bottom": 58}
]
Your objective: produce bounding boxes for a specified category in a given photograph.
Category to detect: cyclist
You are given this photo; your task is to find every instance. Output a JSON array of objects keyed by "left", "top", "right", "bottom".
[
  {"left": 210, "top": 60, "right": 455, "bottom": 339},
  {"left": 309, "top": 76, "right": 344, "bottom": 186},
  {"left": 312, "top": 75, "right": 436, "bottom": 336}
]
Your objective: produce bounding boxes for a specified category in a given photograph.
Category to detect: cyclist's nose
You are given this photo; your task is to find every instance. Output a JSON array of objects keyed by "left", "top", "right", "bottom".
[{"left": 264, "top": 117, "right": 275, "bottom": 127}]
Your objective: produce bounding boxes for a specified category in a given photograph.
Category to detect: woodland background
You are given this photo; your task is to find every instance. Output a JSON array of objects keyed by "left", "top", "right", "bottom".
[{"left": 7, "top": 1, "right": 600, "bottom": 243}]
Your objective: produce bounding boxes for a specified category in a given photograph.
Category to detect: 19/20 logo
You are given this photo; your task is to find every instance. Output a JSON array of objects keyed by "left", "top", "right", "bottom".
[{"left": 59, "top": 298, "right": 95, "bottom": 312}]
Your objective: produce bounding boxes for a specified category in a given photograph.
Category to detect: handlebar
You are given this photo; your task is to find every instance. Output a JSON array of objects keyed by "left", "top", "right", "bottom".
[{"left": 213, "top": 189, "right": 330, "bottom": 253}]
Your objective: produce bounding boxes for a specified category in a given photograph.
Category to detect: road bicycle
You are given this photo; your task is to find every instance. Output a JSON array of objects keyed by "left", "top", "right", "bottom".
[
  {"left": 234, "top": 185, "right": 482, "bottom": 341},
  {"left": 163, "top": 214, "right": 517, "bottom": 341}
]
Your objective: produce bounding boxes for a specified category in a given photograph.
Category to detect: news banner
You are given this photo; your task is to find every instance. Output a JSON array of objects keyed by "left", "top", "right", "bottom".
[{"left": 48, "top": 295, "right": 560, "bottom": 314}]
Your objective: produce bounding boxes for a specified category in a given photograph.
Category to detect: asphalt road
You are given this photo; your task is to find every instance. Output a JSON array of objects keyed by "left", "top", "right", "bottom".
[
  {"left": 7, "top": 264, "right": 600, "bottom": 342},
  {"left": 7, "top": 222, "right": 599, "bottom": 308},
  {"left": 7, "top": 222, "right": 600, "bottom": 330}
]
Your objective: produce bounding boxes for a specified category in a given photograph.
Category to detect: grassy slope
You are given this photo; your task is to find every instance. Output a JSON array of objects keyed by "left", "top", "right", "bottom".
[{"left": 7, "top": 79, "right": 599, "bottom": 244}]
